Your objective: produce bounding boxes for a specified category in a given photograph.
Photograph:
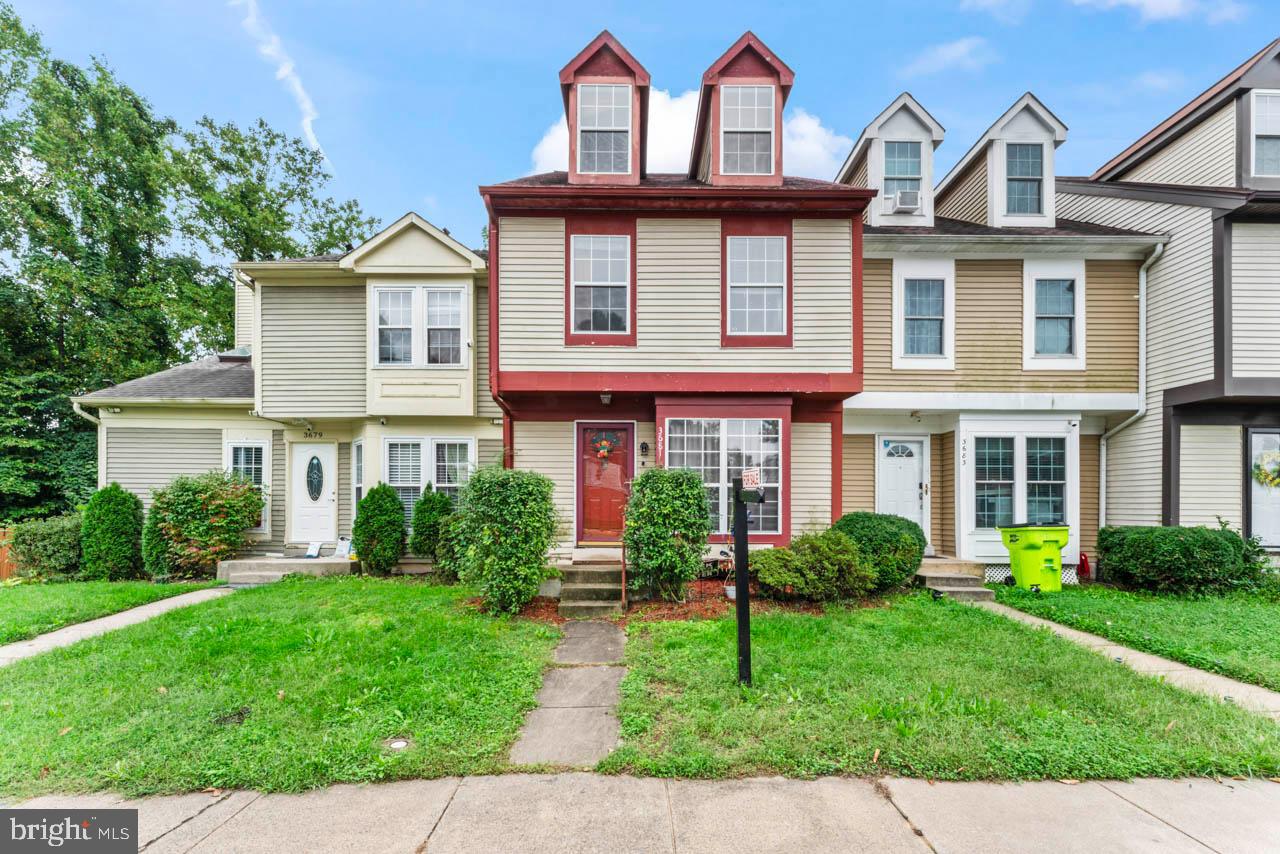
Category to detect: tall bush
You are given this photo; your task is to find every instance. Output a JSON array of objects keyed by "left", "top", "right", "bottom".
[
  {"left": 148, "top": 471, "right": 263, "bottom": 577},
  {"left": 352, "top": 483, "right": 406, "bottom": 575},
  {"left": 830, "top": 511, "right": 925, "bottom": 592},
  {"left": 10, "top": 514, "right": 81, "bottom": 579},
  {"left": 433, "top": 511, "right": 467, "bottom": 584},
  {"left": 753, "top": 530, "right": 874, "bottom": 601},
  {"left": 457, "top": 466, "right": 557, "bottom": 614},
  {"left": 142, "top": 505, "right": 171, "bottom": 579},
  {"left": 1098, "top": 524, "right": 1264, "bottom": 594},
  {"left": 408, "top": 488, "right": 454, "bottom": 561},
  {"left": 623, "top": 467, "right": 712, "bottom": 601},
  {"left": 80, "top": 483, "right": 144, "bottom": 580}
]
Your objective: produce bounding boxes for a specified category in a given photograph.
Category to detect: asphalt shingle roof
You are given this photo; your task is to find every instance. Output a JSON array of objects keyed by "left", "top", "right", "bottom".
[
  {"left": 491, "top": 171, "right": 854, "bottom": 192},
  {"left": 864, "top": 216, "right": 1157, "bottom": 238},
  {"left": 80, "top": 354, "right": 254, "bottom": 401}
]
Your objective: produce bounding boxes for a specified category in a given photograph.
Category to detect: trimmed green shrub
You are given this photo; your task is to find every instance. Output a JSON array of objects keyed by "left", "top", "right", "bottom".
[
  {"left": 750, "top": 547, "right": 802, "bottom": 597},
  {"left": 457, "top": 466, "right": 558, "bottom": 614},
  {"left": 831, "top": 511, "right": 926, "bottom": 592},
  {"left": 1098, "top": 524, "right": 1265, "bottom": 594},
  {"left": 10, "top": 514, "right": 81, "bottom": 579},
  {"left": 148, "top": 471, "right": 264, "bottom": 577},
  {"left": 432, "top": 511, "right": 467, "bottom": 584},
  {"left": 142, "top": 506, "right": 171, "bottom": 579},
  {"left": 80, "top": 483, "right": 144, "bottom": 580},
  {"left": 754, "top": 530, "right": 874, "bottom": 601},
  {"left": 352, "top": 483, "right": 407, "bottom": 575},
  {"left": 623, "top": 467, "right": 713, "bottom": 601},
  {"left": 408, "top": 487, "right": 454, "bottom": 561}
]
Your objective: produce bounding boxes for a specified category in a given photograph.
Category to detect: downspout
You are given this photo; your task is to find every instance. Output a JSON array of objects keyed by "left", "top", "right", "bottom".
[
  {"left": 1099, "top": 240, "right": 1164, "bottom": 530},
  {"left": 71, "top": 400, "right": 100, "bottom": 426}
]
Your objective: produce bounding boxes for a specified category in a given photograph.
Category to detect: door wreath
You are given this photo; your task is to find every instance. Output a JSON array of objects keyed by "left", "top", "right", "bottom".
[
  {"left": 1254, "top": 450, "right": 1280, "bottom": 489},
  {"left": 590, "top": 431, "right": 622, "bottom": 467}
]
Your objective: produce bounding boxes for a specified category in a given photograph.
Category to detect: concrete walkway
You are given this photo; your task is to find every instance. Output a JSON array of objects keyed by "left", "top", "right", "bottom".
[
  {"left": 977, "top": 601, "right": 1280, "bottom": 720},
  {"left": 11, "top": 773, "right": 1279, "bottom": 852},
  {"left": 509, "top": 621, "right": 625, "bottom": 767},
  {"left": 0, "top": 587, "right": 233, "bottom": 667}
]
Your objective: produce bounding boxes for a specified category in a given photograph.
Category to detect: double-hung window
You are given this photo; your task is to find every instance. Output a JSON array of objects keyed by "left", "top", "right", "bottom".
[
  {"left": 1034, "top": 279, "right": 1075, "bottom": 356},
  {"left": 571, "top": 235, "right": 629, "bottom": 334},
  {"left": 433, "top": 441, "right": 470, "bottom": 502},
  {"left": 903, "top": 279, "right": 945, "bottom": 356},
  {"left": 353, "top": 440, "right": 364, "bottom": 506},
  {"left": 1254, "top": 91, "right": 1280, "bottom": 177},
  {"left": 1006, "top": 143, "right": 1043, "bottom": 215},
  {"left": 666, "top": 417, "right": 781, "bottom": 534},
  {"left": 386, "top": 441, "right": 423, "bottom": 525},
  {"left": 227, "top": 441, "right": 268, "bottom": 530},
  {"left": 721, "top": 85, "right": 774, "bottom": 175},
  {"left": 385, "top": 439, "right": 473, "bottom": 523},
  {"left": 726, "top": 236, "right": 786, "bottom": 336},
  {"left": 893, "top": 258, "right": 954, "bottom": 369},
  {"left": 972, "top": 434, "right": 1069, "bottom": 529},
  {"left": 373, "top": 286, "right": 466, "bottom": 367},
  {"left": 578, "top": 83, "right": 631, "bottom": 174},
  {"left": 1024, "top": 259, "right": 1085, "bottom": 370},
  {"left": 1026, "top": 438, "right": 1066, "bottom": 524},
  {"left": 974, "top": 437, "right": 1015, "bottom": 529},
  {"left": 883, "top": 141, "right": 921, "bottom": 197}
]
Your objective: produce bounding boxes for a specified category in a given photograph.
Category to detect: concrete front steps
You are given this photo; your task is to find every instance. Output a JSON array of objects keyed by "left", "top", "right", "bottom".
[
  {"left": 559, "top": 549, "right": 624, "bottom": 619},
  {"left": 216, "top": 557, "right": 356, "bottom": 587},
  {"left": 916, "top": 563, "right": 994, "bottom": 603}
]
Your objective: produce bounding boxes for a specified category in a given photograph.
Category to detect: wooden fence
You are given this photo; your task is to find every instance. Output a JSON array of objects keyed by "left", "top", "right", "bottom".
[{"left": 0, "top": 528, "right": 14, "bottom": 580}]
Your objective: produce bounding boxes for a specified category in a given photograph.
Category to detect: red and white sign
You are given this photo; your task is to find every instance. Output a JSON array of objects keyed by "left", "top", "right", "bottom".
[{"left": 741, "top": 467, "right": 761, "bottom": 489}]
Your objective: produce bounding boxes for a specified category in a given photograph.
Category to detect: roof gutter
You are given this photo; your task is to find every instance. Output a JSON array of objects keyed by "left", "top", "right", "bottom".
[
  {"left": 71, "top": 400, "right": 100, "bottom": 426},
  {"left": 1099, "top": 239, "right": 1164, "bottom": 531}
]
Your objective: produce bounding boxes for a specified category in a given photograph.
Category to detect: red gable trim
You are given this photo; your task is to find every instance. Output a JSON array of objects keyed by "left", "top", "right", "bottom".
[{"left": 559, "top": 30, "right": 651, "bottom": 87}]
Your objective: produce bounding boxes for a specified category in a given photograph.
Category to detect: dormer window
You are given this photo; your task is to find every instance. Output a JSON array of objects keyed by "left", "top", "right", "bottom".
[
  {"left": 1253, "top": 91, "right": 1280, "bottom": 177},
  {"left": 721, "top": 85, "right": 774, "bottom": 175},
  {"left": 578, "top": 83, "right": 631, "bottom": 174},
  {"left": 883, "top": 141, "right": 921, "bottom": 196},
  {"left": 1006, "top": 143, "right": 1044, "bottom": 215}
]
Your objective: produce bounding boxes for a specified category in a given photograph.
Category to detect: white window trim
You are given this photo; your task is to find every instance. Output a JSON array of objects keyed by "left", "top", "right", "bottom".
[
  {"left": 874, "top": 434, "right": 933, "bottom": 555},
  {"left": 223, "top": 434, "right": 271, "bottom": 535},
  {"left": 662, "top": 416, "right": 784, "bottom": 535},
  {"left": 892, "top": 256, "right": 955, "bottom": 370},
  {"left": 577, "top": 83, "right": 632, "bottom": 176},
  {"left": 1251, "top": 89, "right": 1280, "bottom": 178},
  {"left": 881, "top": 139, "right": 923, "bottom": 207},
  {"left": 719, "top": 84, "right": 776, "bottom": 177},
  {"left": 382, "top": 436, "right": 476, "bottom": 492},
  {"left": 370, "top": 283, "right": 470, "bottom": 370},
  {"left": 570, "top": 234, "right": 631, "bottom": 335},
  {"left": 990, "top": 139, "right": 1056, "bottom": 228},
  {"left": 725, "top": 235, "right": 788, "bottom": 337},
  {"left": 1022, "top": 258, "right": 1086, "bottom": 371},
  {"left": 352, "top": 438, "right": 364, "bottom": 510}
]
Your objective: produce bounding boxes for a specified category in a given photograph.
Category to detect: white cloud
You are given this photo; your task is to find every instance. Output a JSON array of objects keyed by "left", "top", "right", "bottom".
[
  {"left": 1070, "top": 0, "right": 1246, "bottom": 22},
  {"left": 1133, "top": 69, "right": 1184, "bottom": 91},
  {"left": 960, "top": 0, "right": 1032, "bottom": 23},
  {"left": 231, "top": 0, "right": 324, "bottom": 155},
  {"left": 530, "top": 89, "right": 850, "bottom": 179},
  {"left": 900, "top": 37, "right": 997, "bottom": 79}
]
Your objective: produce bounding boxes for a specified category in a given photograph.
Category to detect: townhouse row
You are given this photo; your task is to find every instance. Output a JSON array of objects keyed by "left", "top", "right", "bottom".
[{"left": 74, "top": 32, "right": 1280, "bottom": 572}]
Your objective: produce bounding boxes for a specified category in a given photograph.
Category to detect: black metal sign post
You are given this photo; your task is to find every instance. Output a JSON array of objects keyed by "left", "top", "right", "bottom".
[{"left": 732, "top": 475, "right": 752, "bottom": 686}]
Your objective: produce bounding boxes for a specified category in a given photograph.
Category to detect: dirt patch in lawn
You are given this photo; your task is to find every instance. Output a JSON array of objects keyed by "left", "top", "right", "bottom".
[
  {"left": 517, "top": 596, "right": 568, "bottom": 625},
  {"left": 620, "top": 578, "right": 827, "bottom": 624}
]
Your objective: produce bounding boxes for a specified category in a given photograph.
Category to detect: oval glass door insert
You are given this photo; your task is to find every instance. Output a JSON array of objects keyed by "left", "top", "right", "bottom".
[{"left": 306, "top": 456, "right": 323, "bottom": 501}]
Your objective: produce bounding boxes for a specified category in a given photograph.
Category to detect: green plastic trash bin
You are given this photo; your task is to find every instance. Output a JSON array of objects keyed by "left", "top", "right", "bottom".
[{"left": 998, "top": 524, "right": 1070, "bottom": 592}]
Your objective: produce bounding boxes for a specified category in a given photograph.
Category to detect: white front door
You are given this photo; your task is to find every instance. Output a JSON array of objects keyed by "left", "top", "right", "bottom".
[
  {"left": 291, "top": 443, "right": 337, "bottom": 543},
  {"left": 877, "top": 438, "right": 926, "bottom": 531},
  {"left": 1251, "top": 431, "right": 1280, "bottom": 549}
]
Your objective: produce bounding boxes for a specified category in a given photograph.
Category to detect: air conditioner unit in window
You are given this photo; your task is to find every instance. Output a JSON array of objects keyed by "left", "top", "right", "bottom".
[{"left": 893, "top": 189, "right": 921, "bottom": 213}]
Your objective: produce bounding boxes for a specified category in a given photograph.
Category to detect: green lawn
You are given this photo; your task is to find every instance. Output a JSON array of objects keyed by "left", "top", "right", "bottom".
[
  {"left": 0, "top": 580, "right": 221, "bottom": 644},
  {"left": 0, "top": 577, "right": 558, "bottom": 798},
  {"left": 601, "top": 593, "right": 1280, "bottom": 781},
  {"left": 994, "top": 584, "right": 1280, "bottom": 692}
]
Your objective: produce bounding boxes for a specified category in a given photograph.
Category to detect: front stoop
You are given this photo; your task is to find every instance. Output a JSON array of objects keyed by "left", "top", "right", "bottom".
[
  {"left": 558, "top": 553, "right": 624, "bottom": 619},
  {"left": 216, "top": 557, "right": 357, "bottom": 587},
  {"left": 916, "top": 570, "right": 995, "bottom": 602}
]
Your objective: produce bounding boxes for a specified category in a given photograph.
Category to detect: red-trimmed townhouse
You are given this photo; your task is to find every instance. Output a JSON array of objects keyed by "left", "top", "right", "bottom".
[{"left": 480, "top": 31, "right": 872, "bottom": 558}]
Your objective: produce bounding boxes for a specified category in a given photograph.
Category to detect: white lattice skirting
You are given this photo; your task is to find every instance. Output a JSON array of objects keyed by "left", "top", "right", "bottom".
[{"left": 985, "top": 564, "right": 1079, "bottom": 585}]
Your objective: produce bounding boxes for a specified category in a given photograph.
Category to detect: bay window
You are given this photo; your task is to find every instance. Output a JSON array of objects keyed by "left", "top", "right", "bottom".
[
  {"left": 726, "top": 236, "right": 786, "bottom": 336},
  {"left": 578, "top": 83, "right": 631, "bottom": 174},
  {"left": 372, "top": 285, "right": 467, "bottom": 367},
  {"left": 666, "top": 417, "right": 781, "bottom": 534},
  {"left": 721, "top": 85, "right": 774, "bottom": 175}
]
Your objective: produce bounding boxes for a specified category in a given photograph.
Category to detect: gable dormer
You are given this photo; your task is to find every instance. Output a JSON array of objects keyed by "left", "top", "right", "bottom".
[
  {"left": 561, "top": 31, "right": 650, "bottom": 186},
  {"left": 688, "top": 32, "right": 794, "bottom": 187},
  {"left": 836, "top": 93, "right": 945, "bottom": 227},
  {"left": 936, "top": 93, "right": 1067, "bottom": 229}
]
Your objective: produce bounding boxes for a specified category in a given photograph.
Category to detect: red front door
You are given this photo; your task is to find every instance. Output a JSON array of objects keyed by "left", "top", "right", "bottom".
[{"left": 578, "top": 424, "right": 632, "bottom": 543}]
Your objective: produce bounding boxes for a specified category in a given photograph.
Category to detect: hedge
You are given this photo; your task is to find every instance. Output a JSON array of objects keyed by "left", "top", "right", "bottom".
[
  {"left": 9, "top": 514, "right": 81, "bottom": 579},
  {"left": 352, "top": 484, "right": 406, "bottom": 575},
  {"left": 830, "top": 512, "right": 926, "bottom": 592},
  {"left": 622, "top": 467, "right": 712, "bottom": 601},
  {"left": 80, "top": 483, "right": 144, "bottom": 580},
  {"left": 1098, "top": 524, "right": 1266, "bottom": 594},
  {"left": 408, "top": 488, "right": 454, "bottom": 562},
  {"left": 148, "top": 471, "right": 264, "bottom": 577},
  {"left": 753, "top": 530, "right": 875, "bottom": 601},
  {"left": 457, "top": 466, "right": 558, "bottom": 614}
]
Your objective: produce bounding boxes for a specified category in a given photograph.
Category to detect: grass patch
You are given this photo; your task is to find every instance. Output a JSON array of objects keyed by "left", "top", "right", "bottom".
[
  {"left": 0, "top": 577, "right": 558, "bottom": 798},
  {"left": 994, "top": 584, "right": 1280, "bottom": 692},
  {"left": 0, "top": 580, "right": 220, "bottom": 644},
  {"left": 601, "top": 593, "right": 1280, "bottom": 781}
]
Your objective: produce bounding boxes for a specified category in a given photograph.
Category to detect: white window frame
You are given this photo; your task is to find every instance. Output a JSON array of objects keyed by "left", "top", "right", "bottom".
[
  {"left": 1004, "top": 141, "right": 1044, "bottom": 216},
  {"left": 224, "top": 435, "right": 271, "bottom": 535},
  {"left": 663, "top": 416, "right": 783, "bottom": 535},
  {"left": 892, "top": 257, "right": 955, "bottom": 370},
  {"left": 430, "top": 438, "right": 476, "bottom": 501},
  {"left": 882, "top": 140, "right": 922, "bottom": 199},
  {"left": 570, "top": 234, "right": 631, "bottom": 335},
  {"left": 577, "top": 83, "right": 632, "bottom": 175},
  {"left": 374, "top": 287, "right": 415, "bottom": 367},
  {"left": 1251, "top": 89, "right": 1280, "bottom": 178},
  {"left": 370, "top": 283, "right": 469, "bottom": 369},
  {"left": 990, "top": 137, "right": 1056, "bottom": 228},
  {"left": 725, "top": 235, "right": 788, "bottom": 336},
  {"left": 720, "top": 84, "right": 775, "bottom": 176},
  {"left": 1023, "top": 258, "right": 1086, "bottom": 371},
  {"left": 352, "top": 439, "right": 364, "bottom": 509},
  {"left": 382, "top": 436, "right": 476, "bottom": 522}
]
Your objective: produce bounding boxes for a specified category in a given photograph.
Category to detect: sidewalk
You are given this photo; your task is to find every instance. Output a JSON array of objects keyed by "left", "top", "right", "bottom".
[
  {"left": 12, "top": 773, "right": 1278, "bottom": 853},
  {"left": 0, "top": 587, "right": 233, "bottom": 667}
]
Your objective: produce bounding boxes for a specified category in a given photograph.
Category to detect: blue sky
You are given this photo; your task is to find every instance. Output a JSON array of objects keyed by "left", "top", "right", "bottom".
[{"left": 17, "top": 0, "right": 1271, "bottom": 248}]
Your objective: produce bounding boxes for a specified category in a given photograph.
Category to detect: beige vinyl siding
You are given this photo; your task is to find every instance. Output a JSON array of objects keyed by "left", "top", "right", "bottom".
[
  {"left": 850, "top": 156, "right": 869, "bottom": 188},
  {"left": 1231, "top": 223, "right": 1280, "bottom": 378},
  {"left": 635, "top": 421, "right": 656, "bottom": 477},
  {"left": 337, "top": 442, "right": 352, "bottom": 538},
  {"left": 863, "top": 258, "right": 1139, "bottom": 391},
  {"left": 475, "top": 285, "right": 501, "bottom": 418},
  {"left": 930, "top": 433, "right": 944, "bottom": 548},
  {"left": 1079, "top": 434, "right": 1100, "bottom": 558},
  {"left": 937, "top": 432, "right": 955, "bottom": 557},
  {"left": 792, "top": 422, "right": 832, "bottom": 533},
  {"left": 1179, "top": 425, "right": 1242, "bottom": 527},
  {"left": 936, "top": 159, "right": 988, "bottom": 224},
  {"left": 511, "top": 421, "right": 574, "bottom": 543},
  {"left": 104, "top": 428, "right": 221, "bottom": 509},
  {"left": 234, "top": 282, "right": 254, "bottom": 349},
  {"left": 1057, "top": 191, "right": 1215, "bottom": 526},
  {"left": 259, "top": 285, "right": 366, "bottom": 418},
  {"left": 497, "top": 217, "right": 852, "bottom": 373},
  {"left": 477, "top": 437, "right": 504, "bottom": 468},
  {"left": 1119, "top": 103, "right": 1236, "bottom": 187},
  {"left": 841, "top": 435, "right": 875, "bottom": 513}
]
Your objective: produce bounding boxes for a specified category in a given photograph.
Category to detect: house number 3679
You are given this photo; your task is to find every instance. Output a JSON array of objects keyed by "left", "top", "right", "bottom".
[{"left": 303, "top": 430, "right": 324, "bottom": 439}]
